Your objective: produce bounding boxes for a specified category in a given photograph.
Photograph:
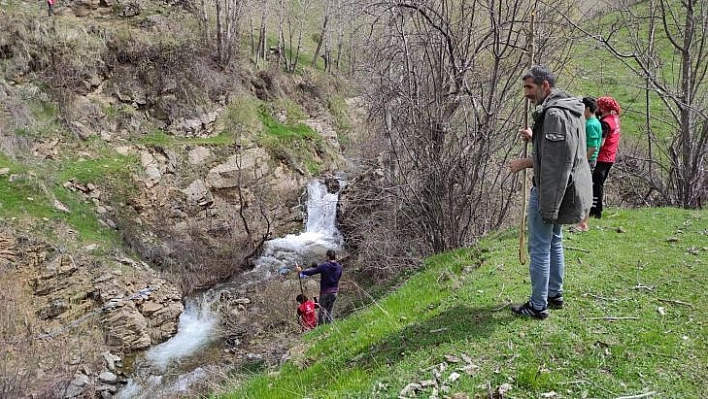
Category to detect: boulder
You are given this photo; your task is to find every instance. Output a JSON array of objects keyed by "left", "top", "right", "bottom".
[
  {"left": 205, "top": 148, "right": 271, "bottom": 189},
  {"left": 64, "top": 373, "right": 91, "bottom": 398},
  {"left": 188, "top": 146, "right": 212, "bottom": 165},
  {"left": 180, "top": 179, "right": 212, "bottom": 205},
  {"left": 101, "top": 301, "right": 152, "bottom": 350},
  {"left": 98, "top": 371, "right": 118, "bottom": 384},
  {"left": 37, "top": 299, "right": 69, "bottom": 319},
  {"left": 140, "top": 151, "right": 162, "bottom": 188},
  {"left": 303, "top": 118, "right": 340, "bottom": 150},
  {"left": 102, "top": 351, "right": 121, "bottom": 371},
  {"left": 70, "top": 121, "right": 95, "bottom": 140}
]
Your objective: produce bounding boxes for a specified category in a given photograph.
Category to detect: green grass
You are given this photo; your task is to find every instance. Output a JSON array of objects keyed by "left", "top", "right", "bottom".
[
  {"left": 0, "top": 151, "right": 125, "bottom": 243},
  {"left": 258, "top": 107, "right": 319, "bottom": 141},
  {"left": 256, "top": 106, "right": 328, "bottom": 174},
  {"left": 222, "top": 207, "right": 708, "bottom": 398},
  {"left": 58, "top": 154, "right": 137, "bottom": 183}
]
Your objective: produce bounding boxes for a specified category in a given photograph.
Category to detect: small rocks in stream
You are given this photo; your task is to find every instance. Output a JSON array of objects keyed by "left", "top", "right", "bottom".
[
  {"left": 103, "top": 351, "right": 123, "bottom": 371},
  {"left": 99, "top": 371, "right": 118, "bottom": 384}
]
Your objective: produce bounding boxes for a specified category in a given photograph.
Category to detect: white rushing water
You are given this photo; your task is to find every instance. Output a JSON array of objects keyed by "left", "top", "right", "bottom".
[
  {"left": 118, "top": 179, "right": 343, "bottom": 398},
  {"left": 252, "top": 180, "right": 343, "bottom": 277},
  {"left": 144, "top": 299, "right": 219, "bottom": 371}
]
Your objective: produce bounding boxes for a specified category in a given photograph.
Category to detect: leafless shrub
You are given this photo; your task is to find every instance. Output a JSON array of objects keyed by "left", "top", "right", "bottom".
[
  {"left": 338, "top": 160, "right": 423, "bottom": 279},
  {"left": 610, "top": 143, "right": 673, "bottom": 208},
  {"left": 355, "top": 0, "right": 578, "bottom": 257},
  {"left": 568, "top": 0, "right": 708, "bottom": 208},
  {"left": 215, "top": 277, "right": 305, "bottom": 375}
]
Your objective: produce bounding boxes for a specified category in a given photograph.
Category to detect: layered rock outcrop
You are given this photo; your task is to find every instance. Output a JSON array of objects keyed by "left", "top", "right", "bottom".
[{"left": 15, "top": 234, "right": 184, "bottom": 351}]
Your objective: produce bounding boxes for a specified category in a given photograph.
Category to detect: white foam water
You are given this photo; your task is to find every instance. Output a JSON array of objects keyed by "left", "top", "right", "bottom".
[{"left": 144, "top": 298, "right": 219, "bottom": 371}]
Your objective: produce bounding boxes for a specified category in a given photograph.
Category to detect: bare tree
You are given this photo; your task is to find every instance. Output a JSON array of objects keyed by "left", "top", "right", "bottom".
[
  {"left": 358, "top": 0, "right": 577, "bottom": 253},
  {"left": 566, "top": 0, "right": 708, "bottom": 207},
  {"left": 253, "top": 0, "right": 271, "bottom": 65},
  {"left": 207, "top": 0, "right": 246, "bottom": 66},
  {"left": 276, "top": 0, "right": 314, "bottom": 71},
  {"left": 311, "top": 0, "right": 332, "bottom": 68}
]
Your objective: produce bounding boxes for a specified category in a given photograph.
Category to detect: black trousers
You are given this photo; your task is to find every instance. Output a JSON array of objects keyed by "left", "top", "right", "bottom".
[
  {"left": 590, "top": 161, "right": 613, "bottom": 218},
  {"left": 318, "top": 292, "right": 337, "bottom": 325}
]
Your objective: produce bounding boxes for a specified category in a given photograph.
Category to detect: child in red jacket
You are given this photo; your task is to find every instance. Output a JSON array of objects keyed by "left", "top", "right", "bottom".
[{"left": 296, "top": 294, "right": 318, "bottom": 332}]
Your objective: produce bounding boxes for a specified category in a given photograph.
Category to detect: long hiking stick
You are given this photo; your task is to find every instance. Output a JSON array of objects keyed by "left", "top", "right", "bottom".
[
  {"left": 295, "top": 262, "right": 306, "bottom": 332},
  {"left": 296, "top": 262, "right": 305, "bottom": 298},
  {"left": 519, "top": 8, "right": 535, "bottom": 265}
]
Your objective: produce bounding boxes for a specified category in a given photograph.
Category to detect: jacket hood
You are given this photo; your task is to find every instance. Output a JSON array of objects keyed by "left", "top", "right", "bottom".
[{"left": 541, "top": 89, "right": 584, "bottom": 117}]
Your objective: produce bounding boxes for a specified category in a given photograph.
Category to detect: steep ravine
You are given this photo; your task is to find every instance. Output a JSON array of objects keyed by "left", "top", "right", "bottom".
[{"left": 117, "top": 178, "right": 346, "bottom": 398}]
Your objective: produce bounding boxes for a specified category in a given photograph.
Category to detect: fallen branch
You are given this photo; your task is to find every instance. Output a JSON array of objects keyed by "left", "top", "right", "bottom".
[
  {"left": 632, "top": 284, "right": 655, "bottom": 291},
  {"left": 583, "top": 316, "right": 640, "bottom": 321},
  {"left": 564, "top": 246, "right": 590, "bottom": 253},
  {"left": 585, "top": 293, "right": 621, "bottom": 302},
  {"left": 492, "top": 301, "right": 512, "bottom": 312},
  {"left": 496, "top": 283, "right": 506, "bottom": 299},
  {"left": 615, "top": 391, "right": 657, "bottom": 399},
  {"left": 489, "top": 263, "right": 505, "bottom": 275},
  {"left": 657, "top": 298, "right": 694, "bottom": 308}
]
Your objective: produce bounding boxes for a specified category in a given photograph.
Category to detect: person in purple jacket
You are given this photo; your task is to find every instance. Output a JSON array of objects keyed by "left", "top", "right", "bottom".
[{"left": 295, "top": 249, "right": 343, "bottom": 325}]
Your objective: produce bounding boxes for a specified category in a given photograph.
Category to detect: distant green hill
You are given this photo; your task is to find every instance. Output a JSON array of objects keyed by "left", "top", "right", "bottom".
[{"left": 222, "top": 207, "right": 707, "bottom": 398}]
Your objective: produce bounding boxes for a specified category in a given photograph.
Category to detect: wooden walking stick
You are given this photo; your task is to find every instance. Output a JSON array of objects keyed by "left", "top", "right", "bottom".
[
  {"left": 295, "top": 262, "right": 307, "bottom": 332},
  {"left": 519, "top": 8, "right": 535, "bottom": 265},
  {"left": 296, "top": 262, "right": 305, "bottom": 298}
]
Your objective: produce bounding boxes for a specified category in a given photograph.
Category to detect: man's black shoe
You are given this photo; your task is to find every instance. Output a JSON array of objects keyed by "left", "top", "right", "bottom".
[
  {"left": 511, "top": 301, "right": 549, "bottom": 319},
  {"left": 548, "top": 293, "right": 564, "bottom": 309}
]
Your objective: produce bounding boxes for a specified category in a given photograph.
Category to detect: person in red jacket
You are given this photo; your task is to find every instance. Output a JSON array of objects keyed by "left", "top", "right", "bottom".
[
  {"left": 590, "top": 96, "right": 622, "bottom": 219},
  {"left": 47, "top": 0, "right": 56, "bottom": 16},
  {"left": 296, "top": 294, "right": 318, "bottom": 332}
]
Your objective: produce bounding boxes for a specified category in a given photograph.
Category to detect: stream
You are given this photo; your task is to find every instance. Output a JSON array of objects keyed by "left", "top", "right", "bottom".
[{"left": 117, "top": 179, "right": 344, "bottom": 398}]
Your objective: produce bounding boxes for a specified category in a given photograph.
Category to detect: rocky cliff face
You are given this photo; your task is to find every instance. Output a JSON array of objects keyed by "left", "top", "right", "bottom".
[
  {"left": 0, "top": 3, "right": 351, "bottom": 396},
  {"left": 0, "top": 228, "right": 183, "bottom": 397},
  {"left": 5, "top": 229, "right": 184, "bottom": 349}
]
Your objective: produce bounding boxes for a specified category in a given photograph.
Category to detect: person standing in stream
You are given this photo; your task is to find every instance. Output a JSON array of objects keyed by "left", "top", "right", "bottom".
[{"left": 295, "top": 249, "right": 342, "bottom": 325}]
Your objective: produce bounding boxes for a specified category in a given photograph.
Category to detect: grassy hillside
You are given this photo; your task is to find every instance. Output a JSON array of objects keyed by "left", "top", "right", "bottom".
[{"left": 221, "top": 207, "right": 707, "bottom": 398}]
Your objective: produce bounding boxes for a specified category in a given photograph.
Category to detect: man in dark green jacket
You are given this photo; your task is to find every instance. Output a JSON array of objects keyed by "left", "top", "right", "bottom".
[{"left": 510, "top": 65, "right": 593, "bottom": 319}]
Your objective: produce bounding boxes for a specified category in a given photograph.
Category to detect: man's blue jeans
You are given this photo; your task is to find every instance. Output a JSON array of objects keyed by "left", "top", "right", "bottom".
[{"left": 527, "top": 186, "right": 564, "bottom": 310}]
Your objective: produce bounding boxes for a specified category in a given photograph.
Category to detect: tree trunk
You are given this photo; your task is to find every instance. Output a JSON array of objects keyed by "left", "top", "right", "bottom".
[
  {"left": 679, "top": 0, "right": 695, "bottom": 207},
  {"left": 311, "top": 12, "right": 330, "bottom": 68},
  {"left": 216, "top": 0, "right": 223, "bottom": 63}
]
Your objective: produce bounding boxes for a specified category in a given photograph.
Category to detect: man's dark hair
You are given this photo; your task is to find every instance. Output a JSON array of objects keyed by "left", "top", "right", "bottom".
[
  {"left": 522, "top": 65, "right": 556, "bottom": 87},
  {"left": 296, "top": 294, "right": 307, "bottom": 303},
  {"left": 582, "top": 97, "right": 597, "bottom": 113},
  {"left": 326, "top": 249, "right": 336, "bottom": 260}
]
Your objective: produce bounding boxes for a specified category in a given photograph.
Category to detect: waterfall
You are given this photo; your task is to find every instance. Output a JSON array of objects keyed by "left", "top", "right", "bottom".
[
  {"left": 252, "top": 180, "right": 343, "bottom": 277},
  {"left": 117, "top": 179, "right": 343, "bottom": 398}
]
